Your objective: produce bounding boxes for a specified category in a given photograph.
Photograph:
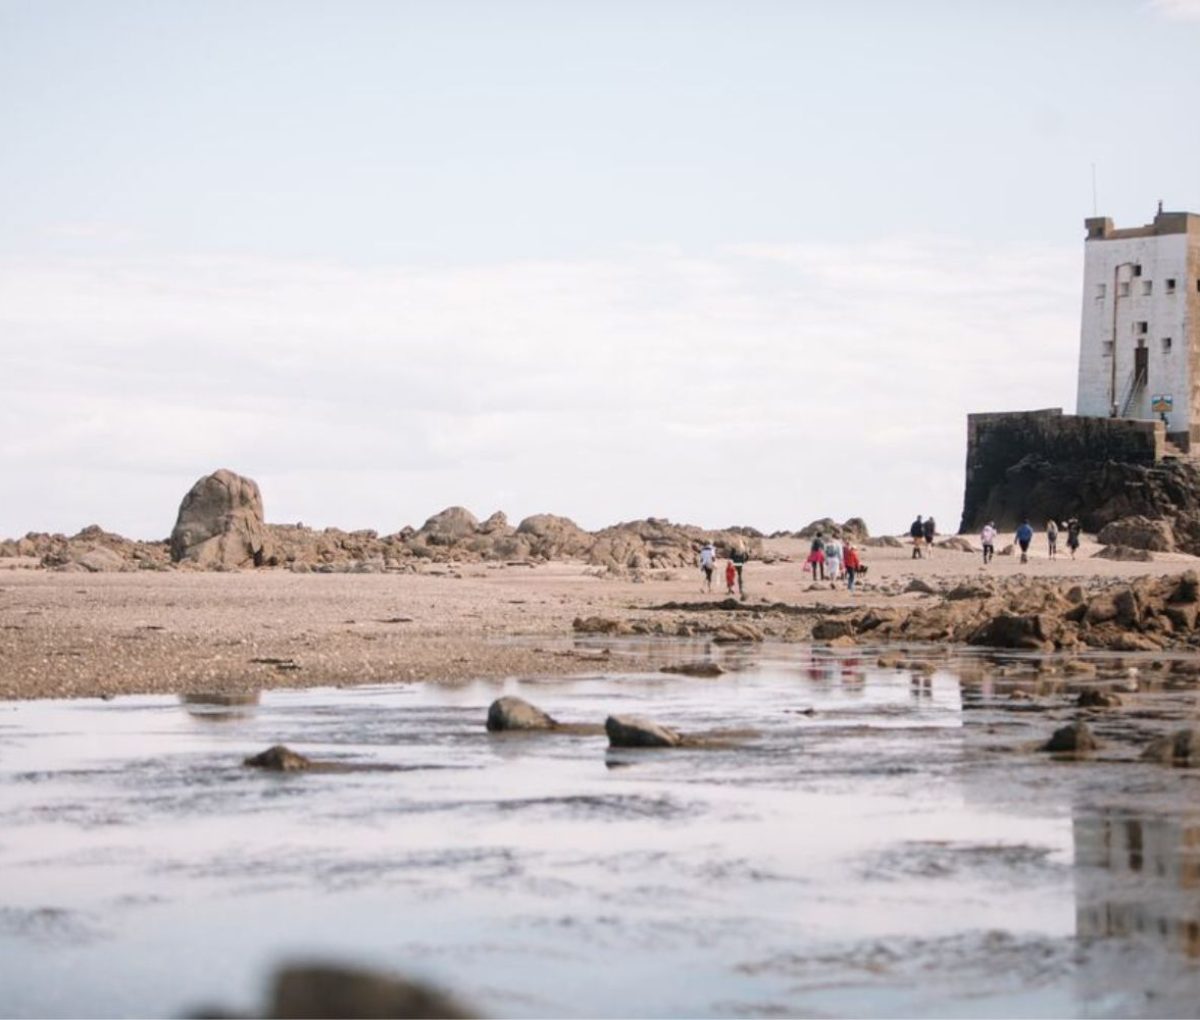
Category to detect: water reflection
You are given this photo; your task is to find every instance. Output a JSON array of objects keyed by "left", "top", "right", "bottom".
[
  {"left": 1074, "top": 810, "right": 1200, "bottom": 959},
  {"left": 179, "top": 691, "right": 260, "bottom": 722}
]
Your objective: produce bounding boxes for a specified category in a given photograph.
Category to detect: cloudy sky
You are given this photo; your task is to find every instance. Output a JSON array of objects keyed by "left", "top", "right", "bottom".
[{"left": 3, "top": 0, "right": 1199, "bottom": 540}]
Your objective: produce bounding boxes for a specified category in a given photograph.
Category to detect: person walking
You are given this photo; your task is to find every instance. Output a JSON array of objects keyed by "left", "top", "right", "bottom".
[
  {"left": 844, "top": 541, "right": 862, "bottom": 592},
  {"left": 809, "top": 533, "right": 827, "bottom": 580},
  {"left": 824, "top": 534, "right": 843, "bottom": 584},
  {"left": 724, "top": 559, "right": 737, "bottom": 596},
  {"left": 922, "top": 515, "right": 936, "bottom": 556},
  {"left": 980, "top": 521, "right": 997, "bottom": 564},
  {"left": 731, "top": 546, "right": 748, "bottom": 599},
  {"left": 1046, "top": 519, "right": 1059, "bottom": 559},
  {"left": 1066, "top": 517, "right": 1082, "bottom": 559},
  {"left": 1015, "top": 519, "right": 1034, "bottom": 564},
  {"left": 699, "top": 541, "right": 716, "bottom": 592},
  {"left": 909, "top": 515, "right": 924, "bottom": 559}
]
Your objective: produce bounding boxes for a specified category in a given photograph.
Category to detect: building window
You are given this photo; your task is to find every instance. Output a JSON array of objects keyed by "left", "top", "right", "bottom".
[
  {"left": 1135, "top": 321, "right": 1149, "bottom": 335},
  {"left": 1096, "top": 283, "right": 1107, "bottom": 299},
  {"left": 1103, "top": 340, "right": 1114, "bottom": 356},
  {"left": 1132, "top": 264, "right": 1143, "bottom": 277},
  {"left": 1142, "top": 280, "right": 1153, "bottom": 296},
  {"left": 1119, "top": 281, "right": 1131, "bottom": 297},
  {"left": 1163, "top": 337, "right": 1173, "bottom": 352},
  {"left": 1167, "top": 279, "right": 1177, "bottom": 294}
]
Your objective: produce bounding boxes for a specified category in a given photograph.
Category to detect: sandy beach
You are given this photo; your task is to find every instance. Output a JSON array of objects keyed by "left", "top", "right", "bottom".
[{"left": 4, "top": 535, "right": 1198, "bottom": 701}]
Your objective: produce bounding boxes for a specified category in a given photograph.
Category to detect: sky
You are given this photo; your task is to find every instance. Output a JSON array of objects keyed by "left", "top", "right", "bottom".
[{"left": 3, "top": 0, "right": 1200, "bottom": 540}]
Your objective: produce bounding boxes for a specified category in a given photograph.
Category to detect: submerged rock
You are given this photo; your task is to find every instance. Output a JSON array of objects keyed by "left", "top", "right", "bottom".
[
  {"left": 486, "top": 696, "right": 558, "bottom": 731},
  {"left": 1041, "top": 721, "right": 1097, "bottom": 754},
  {"left": 1076, "top": 689, "right": 1123, "bottom": 708},
  {"left": 1141, "top": 729, "right": 1200, "bottom": 766},
  {"left": 244, "top": 745, "right": 313, "bottom": 771},
  {"left": 267, "top": 962, "right": 475, "bottom": 1019},
  {"left": 659, "top": 661, "right": 725, "bottom": 678},
  {"left": 605, "top": 714, "right": 681, "bottom": 748}
]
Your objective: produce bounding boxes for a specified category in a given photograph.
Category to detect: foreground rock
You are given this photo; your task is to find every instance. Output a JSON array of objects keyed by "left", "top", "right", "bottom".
[
  {"left": 171, "top": 469, "right": 272, "bottom": 568},
  {"left": 605, "top": 714, "right": 682, "bottom": 748},
  {"left": 486, "top": 696, "right": 558, "bottom": 731},
  {"left": 1141, "top": 729, "right": 1200, "bottom": 766},
  {"left": 244, "top": 745, "right": 313, "bottom": 770},
  {"left": 1041, "top": 722, "right": 1097, "bottom": 754},
  {"left": 660, "top": 661, "right": 725, "bottom": 677},
  {"left": 267, "top": 962, "right": 475, "bottom": 1019}
]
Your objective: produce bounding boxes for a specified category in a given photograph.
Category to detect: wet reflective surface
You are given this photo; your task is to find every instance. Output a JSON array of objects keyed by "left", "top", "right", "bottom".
[{"left": 2, "top": 642, "right": 1199, "bottom": 1017}]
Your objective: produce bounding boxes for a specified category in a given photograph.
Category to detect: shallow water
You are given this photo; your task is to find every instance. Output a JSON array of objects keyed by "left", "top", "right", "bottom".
[{"left": 1, "top": 641, "right": 1199, "bottom": 1018}]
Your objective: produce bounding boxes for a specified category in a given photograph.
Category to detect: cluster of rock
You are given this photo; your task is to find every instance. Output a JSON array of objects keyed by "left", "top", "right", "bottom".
[
  {"left": 1, "top": 468, "right": 768, "bottom": 574},
  {"left": 814, "top": 570, "right": 1200, "bottom": 653},
  {"left": 770, "top": 517, "right": 870, "bottom": 541},
  {"left": 0, "top": 525, "right": 170, "bottom": 572}
]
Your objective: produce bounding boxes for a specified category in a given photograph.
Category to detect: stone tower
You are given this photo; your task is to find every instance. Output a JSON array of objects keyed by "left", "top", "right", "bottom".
[{"left": 1076, "top": 208, "right": 1200, "bottom": 450}]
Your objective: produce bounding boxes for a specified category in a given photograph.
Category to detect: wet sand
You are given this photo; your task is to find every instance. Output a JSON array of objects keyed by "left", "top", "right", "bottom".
[{"left": 2, "top": 536, "right": 1198, "bottom": 700}]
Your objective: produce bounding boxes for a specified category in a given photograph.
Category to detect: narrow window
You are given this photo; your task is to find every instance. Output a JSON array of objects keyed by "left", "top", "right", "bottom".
[
  {"left": 1103, "top": 340, "right": 1115, "bottom": 356},
  {"left": 1167, "top": 278, "right": 1177, "bottom": 294},
  {"left": 1119, "top": 281, "right": 1131, "bottom": 297},
  {"left": 1133, "top": 264, "right": 1143, "bottom": 277},
  {"left": 1142, "top": 280, "right": 1153, "bottom": 296},
  {"left": 1135, "top": 321, "right": 1149, "bottom": 335},
  {"left": 1096, "top": 283, "right": 1107, "bottom": 299},
  {"left": 1163, "top": 337, "right": 1173, "bottom": 352}
]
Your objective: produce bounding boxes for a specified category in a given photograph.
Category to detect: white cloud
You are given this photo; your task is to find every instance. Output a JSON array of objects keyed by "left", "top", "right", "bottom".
[
  {"left": 1148, "top": 0, "right": 1200, "bottom": 20},
  {"left": 0, "top": 239, "right": 1079, "bottom": 539}
]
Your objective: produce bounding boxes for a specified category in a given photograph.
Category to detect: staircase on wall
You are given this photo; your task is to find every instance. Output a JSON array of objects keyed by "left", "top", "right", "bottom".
[{"left": 1117, "top": 367, "right": 1147, "bottom": 418}]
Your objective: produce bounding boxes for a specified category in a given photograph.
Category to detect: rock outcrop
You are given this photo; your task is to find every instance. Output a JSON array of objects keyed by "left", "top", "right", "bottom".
[
  {"left": 486, "top": 696, "right": 558, "bottom": 731},
  {"left": 244, "top": 745, "right": 313, "bottom": 770},
  {"left": 605, "top": 714, "right": 682, "bottom": 748},
  {"left": 170, "top": 469, "right": 272, "bottom": 568}
]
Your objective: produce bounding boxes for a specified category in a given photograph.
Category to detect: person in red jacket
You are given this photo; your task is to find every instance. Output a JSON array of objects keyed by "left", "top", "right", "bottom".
[
  {"left": 725, "top": 559, "right": 737, "bottom": 595},
  {"left": 843, "top": 542, "right": 862, "bottom": 592}
]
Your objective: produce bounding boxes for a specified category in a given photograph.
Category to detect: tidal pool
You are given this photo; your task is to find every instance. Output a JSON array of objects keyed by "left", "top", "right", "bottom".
[{"left": 1, "top": 641, "right": 1199, "bottom": 1018}]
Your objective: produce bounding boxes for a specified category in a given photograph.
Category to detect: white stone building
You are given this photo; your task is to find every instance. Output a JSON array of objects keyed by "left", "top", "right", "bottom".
[{"left": 1076, "top": 208, "right": 1200, "bottom": 449}]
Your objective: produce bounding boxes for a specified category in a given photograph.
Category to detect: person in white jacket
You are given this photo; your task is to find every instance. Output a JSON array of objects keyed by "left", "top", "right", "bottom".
[
  {"left": 980, "top": 522, "right": 997, "bottom": 564},
  {"left": 698, "top": 542, "right": 716, "bottom": 592}
]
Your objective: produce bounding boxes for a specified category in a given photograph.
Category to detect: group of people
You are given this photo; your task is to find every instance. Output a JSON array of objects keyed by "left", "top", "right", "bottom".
[
  {"left": 979, "top": 517, "right": 1082, "bottom": 564},
  {"left": 698, "top": 542, "right": 749, "bottom": 598},
  {"left": 908, "top": 515, "right": 938, "bottom": 558},
  {"left": 804, "top": 532, "right": 864, "bottom": 590}
]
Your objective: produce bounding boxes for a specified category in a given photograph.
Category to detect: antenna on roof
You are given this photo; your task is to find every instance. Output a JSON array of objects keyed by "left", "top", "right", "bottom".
[{"left": 1091, "top": 163, "right": 1098, "bottom": 216}]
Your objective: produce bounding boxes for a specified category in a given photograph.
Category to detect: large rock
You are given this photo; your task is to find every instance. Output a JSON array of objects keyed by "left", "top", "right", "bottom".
[
  {"left": 1097, "top": 515, "right": 1175, "bottom": 551},
  {"left": 1041, "top": 721, "right": 1097, "bottom": 754},
  {"left": 244, "top": 745, "right": 312, "bottom": 770},
  {"left": 170, "top": 469, "right": 271, "bottom": 568},
  {"left": 267, "top": 962, "right": 474, "bottom": 1019},
  {"left": 419, "top": 506, "right": 479, "bottom": 546},
  {"left": 1141, "top": 729, "right": 1200, "bottom": 766},
  {"left": 486, "top": 696, "right": 557, "bottom": 731},
  {"left": 74, "top": 547, "right": 126, "bottom": 572},
  {"left": 605, "top": 714, "right": 681, "bottom": 748},
  {"left": 1093, "top": 545, "right": 1154, "bottom": 562},
  {"left": 516, "top": 514, "right": 593, "bottom": 559}
]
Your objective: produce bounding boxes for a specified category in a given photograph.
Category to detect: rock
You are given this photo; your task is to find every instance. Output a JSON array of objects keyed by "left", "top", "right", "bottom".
[
  {"left": 1171, "top": 570, "right": 1200, "bottom": 604},
  {"left": 946, "top": 581, "right": 993, "bottom": 601},
  {"left": 659, "top": 662, "right": 725, "bottom": 677},
  {"left": 812, "top": 618, "right": 855, "bottom": 640},
  {"left": 419, "top": 506, "right": 479, "bottom": 546},
  {"left": 267, "top": 962, "right": 474, "bottom": 1019},
  {"left": 572, "top": 615, "right": 633, "bottom": 635},
  {"left": 998, "top": 543, "right": 1014, "bottom": 556},
  {"left": 876, "top": 653, "right": 904, "bottom": 668},
  {"left": 1062, "top": 659, "right": 1097, "bottom": 675},
  {"left": 711, "top": 622, "right": 764, "bottom": 643},
  {"left": 516, "top": 514, "right": 593, "bottom": 559},
  {"left": 864, "top": 535, "right": 904, "bottom": 548},
  {"left": 1041, "top": 721, "right": 1097, "bottom": 754},
  {"left": 827, "top": 634, "right": 858, "bottom": 648},
  {"left": 796, "top": 517, "right": 869, "bottom": 541},
  {"left": 75, "top": 547, "right": 125, "bottom": 572},
  {"left": 605, "top": 714, "right": 682, "bottom": 748},
  {"left": 1076, "top": 689, "right": 1123, "bottom": 708},
  {"left": 1093, "top": 545, "right": 1155, "bottom": 562},
  {"left": 1097, "top": 515, "right": 1175, "bottom": 552},
  {"left": 904, "top": 578, "right": 938, "bottom": 595},
  {"left": 486, "top": 696, "right": 557, "bottom": 731},
  {"left": 936, "top": 536, "right": 975, "bottom": 552},
  {"left": 170, "top": 469, "right": 272, "bottom": 568},
  {"left": 1141, "top": 729, "right": 1200, "bottom": 766},
  {"left": 969, "top": 612, "right": 1055, "bottom": 651},
  {"left": 244, "top": 745, "right": 313, "bottom": 770}
]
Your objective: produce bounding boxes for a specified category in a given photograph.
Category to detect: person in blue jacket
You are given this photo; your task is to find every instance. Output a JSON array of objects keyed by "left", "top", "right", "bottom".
[{"left": 1015, "top": 519, "right": 1034, "bottom": 564}]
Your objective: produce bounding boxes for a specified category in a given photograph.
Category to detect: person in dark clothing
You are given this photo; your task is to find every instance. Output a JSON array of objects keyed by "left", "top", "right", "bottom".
[
  {"left": 1015, "top": 519, "right": 1034, "bottom": 564},
  {"left": 922, "top": 516, "right": 936, "bottom": 555},
  {"left": 909, "top": 515, "right": 924, "bottom": 559},
  {"left": 809, "top": 533, "right": 827, "bottom": 580},
  {"left": 1066, "top": 518, "right": 1082, "bottom": 559}
]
